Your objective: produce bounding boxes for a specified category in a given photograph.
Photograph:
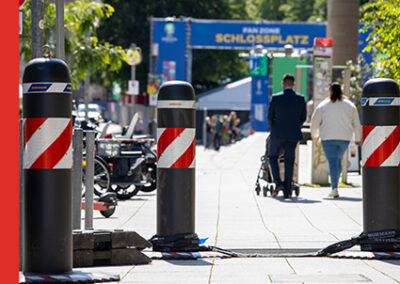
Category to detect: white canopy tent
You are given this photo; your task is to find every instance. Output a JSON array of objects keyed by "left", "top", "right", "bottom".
[{"left": 197, "top": 77, "right": 251, "bottom": 111}]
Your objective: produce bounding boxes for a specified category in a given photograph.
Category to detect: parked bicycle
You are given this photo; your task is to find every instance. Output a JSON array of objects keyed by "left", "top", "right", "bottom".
[{"left": 82, "top": 136, "right": 157, "bottom": 200}]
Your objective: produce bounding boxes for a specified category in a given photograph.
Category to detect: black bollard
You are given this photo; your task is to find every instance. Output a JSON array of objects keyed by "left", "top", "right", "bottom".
[
  {"left": 361, "top": 78, "right": 400, "bottom": 240},
  {"left": 155, "top": 81, "right": 197, "bottom": 251},
  {"left": 22, "top": 57, "right": 73, "bottom": 273}
]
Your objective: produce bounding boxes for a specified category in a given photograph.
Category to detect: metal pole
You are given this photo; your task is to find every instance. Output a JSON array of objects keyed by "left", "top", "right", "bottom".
[
  {"left": 185, "top": 20, "right": 192, "bottom": 83},
  {"left": 186, "top": 48, "right": 192, "bottom": 83},
  {"left": 19, "top": 119, "right": 24, "bottom": 270},
  {"left": 130, "top": 43, "right": 136, "bottom": 122},
  {"left": 31, "top": 0, "right": 44, "bottom": 59},
  {"left": 72, "top": 128, "right": 83, "bottom": 230},
  {"left": 149, "top": 17, "right": 154, "bottom": 73},
  {"left": 84, "top": 131, "right": 95, "bottom": 231},
  {"left": 55, "top": 0, "right": 65, "bottom": 60},
  {"left": 131, "top": 44, "right": 136, "bottom": 81},
  {"left": 203, "top": 108, "right": 207, "bottom": 147},
  {"left": 84, "top": 74, "right": 90, "bottom": 121}
]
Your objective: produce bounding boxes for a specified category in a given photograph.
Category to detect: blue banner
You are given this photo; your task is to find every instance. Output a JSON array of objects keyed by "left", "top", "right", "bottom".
[
  {"left": 251, "top": 76, "right": 269, "bottom": 132},
  {"left": 152, "top": 20, "right": 187, "bottom": 81},
  {"left": 151, "top": 18, "right": 372, "bottom": 85},
  {"left": 190, "top": 20, "right": 326, "bottom": 49},
  {"left": 358, "top": 24, "right": 372, "bottom": 64}
]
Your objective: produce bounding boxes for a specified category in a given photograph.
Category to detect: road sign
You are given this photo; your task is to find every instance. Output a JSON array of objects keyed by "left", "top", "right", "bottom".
[
  {"left": 128, "top": 80, "right": 139, "bottom": 95},
  {"left": 19, "top": 0, "right": 25, "bottom": 7},
  {"left": 126, "top": 47, "right": 142, "bottom": 66},
  {"left": 248, "top": 55, "right": 268, "bottom": 76}
]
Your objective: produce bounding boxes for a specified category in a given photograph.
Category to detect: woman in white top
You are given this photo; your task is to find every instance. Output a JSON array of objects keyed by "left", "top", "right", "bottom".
[{"left": 311, "top": 82, "right": 362, "bottom": 198}]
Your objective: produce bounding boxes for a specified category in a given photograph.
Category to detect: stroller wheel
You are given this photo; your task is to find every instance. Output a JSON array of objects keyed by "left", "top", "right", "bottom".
[
  {"left": 256, "top": 184, "right": 261, "bottom": 195},
  {"left": 263, "top": 186, "right": 268, "bottom": 197},
  {"left": 293, "top": 185, "right": 300, "bottom": 197},
  {"left": 268, "top": 184, "right": 274, "bottom": 194}
]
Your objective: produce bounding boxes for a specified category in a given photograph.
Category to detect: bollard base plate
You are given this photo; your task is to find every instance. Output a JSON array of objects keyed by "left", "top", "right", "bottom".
[{"left": 19, "top": 270, "right": 120, "bottom": 283}]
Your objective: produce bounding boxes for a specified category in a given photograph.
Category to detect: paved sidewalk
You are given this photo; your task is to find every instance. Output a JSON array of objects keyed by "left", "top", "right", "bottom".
[{"left": 80, "top": 132, "right": 400, "bottom": 283}]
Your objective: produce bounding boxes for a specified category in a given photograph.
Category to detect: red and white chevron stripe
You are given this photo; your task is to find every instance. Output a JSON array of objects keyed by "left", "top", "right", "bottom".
[
  {"left": 331, "top": 251, "right": 400, "bottom": 259},
  {"left": 144, "top": 251, "right": 228, "bottom": 259},
  {"left": 362, "top": 125, "right": 400, "bottom": 167},
  {"left": 19, "top": 271, "right": 119, "bottom": 283},
  {"left": 157, "top": 128, "right": 195, "bottom": 168},
  {"left": 23, "top": 118, "right": 72, "bottom": 169}
]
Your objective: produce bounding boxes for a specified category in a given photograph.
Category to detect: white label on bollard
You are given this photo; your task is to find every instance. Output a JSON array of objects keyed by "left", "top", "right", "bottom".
[{"left": 157, "top": 100, "right": 196, "bottom": 109}]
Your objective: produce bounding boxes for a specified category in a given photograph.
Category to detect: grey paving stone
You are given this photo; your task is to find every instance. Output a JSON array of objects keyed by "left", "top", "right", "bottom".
[{"left": 72, "top": 132, "right": 400, "bottom": 283}]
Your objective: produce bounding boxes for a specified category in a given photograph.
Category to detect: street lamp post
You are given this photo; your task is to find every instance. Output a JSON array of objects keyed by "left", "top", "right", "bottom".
[
  {"left": 55, "top": 0, "right": 65, "bottom": 60},
  {"left": 31, "top": 0, "right": 44, "bottom": 59}
]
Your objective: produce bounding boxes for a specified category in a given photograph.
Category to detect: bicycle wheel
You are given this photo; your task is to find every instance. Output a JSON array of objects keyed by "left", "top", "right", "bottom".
[
  {"left": 138, "top": 165, "right": 157, "bottom": 193},
  {"left": 82, "top": 157, "right": 111, "bottom": 197},
  {"left": 111, "top": 184, "right": 140, "bottom": 200}
]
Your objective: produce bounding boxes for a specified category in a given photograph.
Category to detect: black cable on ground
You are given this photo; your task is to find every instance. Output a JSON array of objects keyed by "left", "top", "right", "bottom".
[{"left": 149, "top": 230, "right": 400, "bottom": 258}]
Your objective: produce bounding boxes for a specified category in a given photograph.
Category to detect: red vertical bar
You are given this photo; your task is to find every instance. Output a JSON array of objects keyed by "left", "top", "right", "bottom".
[{"left": 2, "top": 0, "right": 19, "bottom": 282}]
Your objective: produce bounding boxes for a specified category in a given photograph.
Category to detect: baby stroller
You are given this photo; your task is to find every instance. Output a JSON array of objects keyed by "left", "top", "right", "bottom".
[{"left": 255, "top": 135, "right": 300, "bottom": 197}]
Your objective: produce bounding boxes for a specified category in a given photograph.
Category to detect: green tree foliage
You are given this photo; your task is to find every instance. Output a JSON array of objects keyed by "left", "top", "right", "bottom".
[
  {"left": 246, "top": 0, "right": 284, "bottom": 21},
  {"left": 97, "top": 0, "right": 249, "bottom": 94},
  {"left": 279, "top": 0, "right": 315, "bottom": 22},
  {"left": 308, "top": 0, "right": 327, "bottom": 22},
  {"left": 361, "top": 0, "right": 400, "bottom": 80},
  {"left": 246, "top": 0, "right": 327, "bottom": 22},
  {"left": 340, "top": 56, "right": 373, "bottom": 111},
  {"left": 20, "top": 0, "right": 134, "bottom": 88}
]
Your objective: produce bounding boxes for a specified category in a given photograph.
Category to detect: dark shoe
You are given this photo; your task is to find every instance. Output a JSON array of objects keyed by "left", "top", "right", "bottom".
[
  {"left": 283, "top": 189, "right": 292, "bottom": 199},
  {"left": 271, "top": 185, "right": 284, "bottom": 198}
]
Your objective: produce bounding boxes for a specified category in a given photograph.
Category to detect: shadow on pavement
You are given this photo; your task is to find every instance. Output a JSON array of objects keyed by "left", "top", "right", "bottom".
[
  {"left": 118, "top": 198, "right": 148, "bottom": 202},
  {"left": 275, "top": 197, "right": 321, "bottom": 204},
  {"left": 137, "top": 193, "right": 156, "bottom": 197},
  {"left": 382, "top": 260, "right": 400, "bottom": 266},
  {"left": 322, "top": 197, "right": 362, "bottom": 202},
  {"left": 165, "top": 259, "right": 213, "bottom": 266},
  {"left": 93, "top": 216, "right": 117, "bottom": 220}
]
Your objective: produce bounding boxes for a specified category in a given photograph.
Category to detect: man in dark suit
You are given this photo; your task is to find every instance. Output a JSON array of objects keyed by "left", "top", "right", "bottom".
[{"left": 268, "top": 73, "right": 306, "bottom": 199}]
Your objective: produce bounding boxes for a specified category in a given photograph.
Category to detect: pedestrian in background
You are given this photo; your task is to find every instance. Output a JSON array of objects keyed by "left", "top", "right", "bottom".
[
  {"left": 135, "top": 113, "right": 144, "bottom": 134},
  {"left": 268, "top": 73, "right": 307, "bottom": 199},
  {"left": 205, "top": 116, "right": 212, "bottom": 149},
  {"left": 228, "top": 111, "right": 240, "bottom": 143},
  {"left": 311, "top": 82, "right": 362, "bottom": 198},
  {"left": 213, "top": 115, "right": 223, "bottom": 151},
  {"left": 222, "top": 115, "right": 230, "bottom": 145}
]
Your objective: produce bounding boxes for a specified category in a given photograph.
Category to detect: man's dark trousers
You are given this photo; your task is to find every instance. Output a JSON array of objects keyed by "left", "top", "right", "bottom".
[
  {"left": 267, "top": 88, "right": 306, "bottom": 197},
  {"left": 268, "top": 138, "right": 297, "bottom": 196}
]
